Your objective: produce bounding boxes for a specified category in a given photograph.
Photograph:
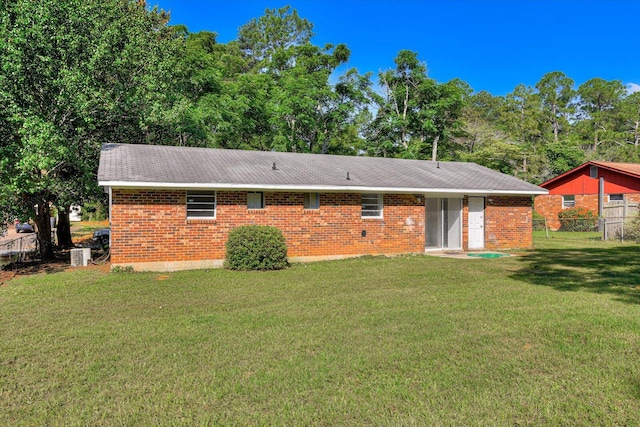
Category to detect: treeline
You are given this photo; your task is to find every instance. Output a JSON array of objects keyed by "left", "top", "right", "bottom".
[
  {"left": 1, "top": 1, "right": 639, "bottom": 257},
  {"left": 159, "top": 6, "right": 640, "bottom": 184}
]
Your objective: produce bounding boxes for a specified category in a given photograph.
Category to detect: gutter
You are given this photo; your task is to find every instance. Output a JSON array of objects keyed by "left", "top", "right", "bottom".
[{"left": 99, "top": 181, "right": 548, "bottom": 196}]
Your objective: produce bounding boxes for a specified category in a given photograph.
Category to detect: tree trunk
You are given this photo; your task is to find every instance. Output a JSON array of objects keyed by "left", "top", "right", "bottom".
[
  {"left": 34, "top": 201, "right": 54, "bottom": 260},
  {"left": 552, "top": 104, "right": 559, "bottom": 143},
  {"left": 431, "top": 134, "right": 440, "bottom": 161},
  {"left": 56, "top": 205, "right": 74, "bottom": 248}
]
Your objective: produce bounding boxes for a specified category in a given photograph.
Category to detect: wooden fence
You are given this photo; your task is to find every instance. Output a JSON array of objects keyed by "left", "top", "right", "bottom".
[{"left": 602, "top": 201, "right": 639, "bottom": 240}]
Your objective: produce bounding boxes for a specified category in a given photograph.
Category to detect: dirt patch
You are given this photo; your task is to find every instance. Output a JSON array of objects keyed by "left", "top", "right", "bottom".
[
  {"left": 1, "top": 221, "right": 111, "bottom": 286},
  {"left": 1, "top": 248, "right": 110, "bottom": 286},
  {"left": 0, "top": 270, "right": 16, "bottom": 285}
]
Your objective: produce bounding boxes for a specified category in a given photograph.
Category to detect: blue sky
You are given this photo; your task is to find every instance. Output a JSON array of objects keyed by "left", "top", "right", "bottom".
[{"left": 154, "top": 0, "right": 640, "bottom": 96}]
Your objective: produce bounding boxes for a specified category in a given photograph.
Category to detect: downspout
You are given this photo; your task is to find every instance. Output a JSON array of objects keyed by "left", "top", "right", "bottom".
[{"left": 107, "top": 186, "right": 112, "bottom": 246}]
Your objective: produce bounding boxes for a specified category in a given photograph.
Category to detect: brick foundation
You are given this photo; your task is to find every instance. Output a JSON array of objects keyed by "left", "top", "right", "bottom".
[{"left": 110, "top": 190, "right": 534, "bottom": 271}]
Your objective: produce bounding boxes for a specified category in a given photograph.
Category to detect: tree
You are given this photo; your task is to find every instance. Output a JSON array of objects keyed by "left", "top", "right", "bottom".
[
  {"left": 0, "top": 0, "right": 182, "bottom": 257},
  {"left": 617, "top": 92, "right": 640, "bottom": 148},
  {"left": 577, "top": 78, "right": 626, "bottom": 151},
  {"left": 419, "top": 78, "right": 468, "bottom": 161},
  {"left": 237, "top": 5, "right": 314, "bottom": 70},
  {"left": 456, "top": 91, "right": 524, "bottom": 175},
  {"left": 535, "top": 71, "right": 574, "bottom": 143},
  {"left": 368, "top": 50, "right": 466, "bottom": 160},
  {"left": 233, "top": 6, "right": 366, "bottom": 154}
]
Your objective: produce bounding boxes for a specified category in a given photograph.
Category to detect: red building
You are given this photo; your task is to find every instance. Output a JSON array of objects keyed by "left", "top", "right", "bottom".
[{"left": 534, "top": 161, "right": 640, "bottom": 230}]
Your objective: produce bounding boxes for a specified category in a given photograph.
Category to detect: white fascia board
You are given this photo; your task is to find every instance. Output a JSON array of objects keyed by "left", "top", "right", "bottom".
[{"left": 98, "top": 181, "right": 547, "bottom": 196}]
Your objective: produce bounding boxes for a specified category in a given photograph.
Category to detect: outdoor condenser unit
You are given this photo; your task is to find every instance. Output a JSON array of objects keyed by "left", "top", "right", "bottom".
[{"left": 70, "top": 248, "right": 91, "bottom": 267}]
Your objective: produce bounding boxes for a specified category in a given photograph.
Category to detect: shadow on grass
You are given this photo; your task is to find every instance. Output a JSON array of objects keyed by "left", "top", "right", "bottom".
[{"left": 511, "top": 245, "right": 640, "bottom": 305}]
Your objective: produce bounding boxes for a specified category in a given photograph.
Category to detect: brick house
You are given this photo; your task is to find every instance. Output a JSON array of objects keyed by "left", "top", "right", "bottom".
[
  {"left": 534, "top": 161, "right": 640, "bottom": 230},
  {"left": 98, "top": 144, "right": 546, "bottom": 271}
]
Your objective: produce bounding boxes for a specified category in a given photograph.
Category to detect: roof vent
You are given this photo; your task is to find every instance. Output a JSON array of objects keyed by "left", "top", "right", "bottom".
[
  {"left": 437, "top": 162, "right": 440, "bottom": 169},
  {"left": 346, "top": 172, "right": 351, "bottom": 180},
  {"left": 272, "top": 162, "right": 278, "bottom": 170}
]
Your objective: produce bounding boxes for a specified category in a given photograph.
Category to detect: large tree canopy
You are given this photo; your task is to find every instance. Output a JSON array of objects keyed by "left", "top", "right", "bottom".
[{"left": 0, "top": 0, "right": 182, "bottom": 257}]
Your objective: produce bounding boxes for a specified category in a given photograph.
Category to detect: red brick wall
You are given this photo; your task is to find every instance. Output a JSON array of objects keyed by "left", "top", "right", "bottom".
[
  {"left": 534, "top": 194, "right": 628, "bottom": 230},
  {"left": 534, "top": 194, "right": 594, "bottom": 230},
  {"left": 110, "top": 190, "right": 426, "bottom": 267},
  {"left": 110, "top": 190, "right": 534, "bottom": 269},
  {"left": 484, "top": 196, "right": 533, "bottom": 249}
]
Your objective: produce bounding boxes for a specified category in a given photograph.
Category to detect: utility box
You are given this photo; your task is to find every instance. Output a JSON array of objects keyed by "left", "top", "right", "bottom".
[{"left": 70, "top": 248, "right": 91, "bottom": 267}]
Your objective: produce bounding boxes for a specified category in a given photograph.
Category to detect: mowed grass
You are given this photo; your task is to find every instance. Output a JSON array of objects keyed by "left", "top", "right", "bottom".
[{"left": 1, "top": 235, "right": 640, "bottom": 425}]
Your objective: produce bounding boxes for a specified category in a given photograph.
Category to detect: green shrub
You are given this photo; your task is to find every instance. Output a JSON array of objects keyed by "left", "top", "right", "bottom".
[
  {"left": 558, "top": 207, "right": 598, "bottom": 232},
  {"left": 225, "top": 225, "right": 289, "bottom": 271},
  {"left": 621, "top": 212, "right": 640, "bottom": 241}
]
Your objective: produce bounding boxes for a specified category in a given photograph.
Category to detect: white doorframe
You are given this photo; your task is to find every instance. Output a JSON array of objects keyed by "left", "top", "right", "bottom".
[{"left": 468, "top": 197, "right": 485, "bottom": 249}]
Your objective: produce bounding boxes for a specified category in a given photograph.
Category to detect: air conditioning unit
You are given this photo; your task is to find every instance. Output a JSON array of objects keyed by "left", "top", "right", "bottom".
[{"left": 70, "top": 248, "right": 91, "bottom": 267}]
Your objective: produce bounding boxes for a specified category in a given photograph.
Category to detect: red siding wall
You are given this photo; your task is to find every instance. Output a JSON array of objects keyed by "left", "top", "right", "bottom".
[
  {"left": 536, "top": 164, "right": 640, "bottom": 230},
  {"left": 545, "top": 167, "right": 640, "bottom": 195},
  {"left": 110, "top": 190, "right": 533, "bottom": 270}
]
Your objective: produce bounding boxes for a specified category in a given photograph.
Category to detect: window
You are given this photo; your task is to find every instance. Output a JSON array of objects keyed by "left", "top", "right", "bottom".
[
  {"left": 562, "top": 195, "right": 575, "bottom": 208},
  {"left": 186, "top": 191, "right": 216, "bottom": 218},
  {"left": 362, "top": 193, "right": 383, "bottom": 218},
  {"left": 609, "top": 194, "right": 624, "bottom": 203},
  {"left": 247, "top": 192, "right": 264, "bottom": 209},
  {"left": 303, "top": 192, "right": 320, "bottom": 209},
  {"left": 590, "top": 166, "right": 598, "bottom": 178}
]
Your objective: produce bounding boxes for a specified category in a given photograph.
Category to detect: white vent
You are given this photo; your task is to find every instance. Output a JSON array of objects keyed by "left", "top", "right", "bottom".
[{"left": 70, "top": 248, "right": 91, "bottom": 267}]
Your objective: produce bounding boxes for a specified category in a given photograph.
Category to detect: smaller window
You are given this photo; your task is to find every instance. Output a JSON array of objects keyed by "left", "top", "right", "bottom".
[
  {"left": 590, "top": 166, "right": 598, "bottom": 178},
  {"left": 303, "top": 193, "right": 320, "bottom": 209},
  {"left": 362, "top": 193, "right": 383, "bottom": 218},
  {"left": 247, "top": 192, "right": 265, "bottom": 209},
  {"left": 609, "top": 194, "right": 624, "bottom": 203},
  {"left": 187, "top": 191, "right": 216, "bottom": 218},
  {"left": 562, "top": 195, "right": 575, "bottom": 208}
]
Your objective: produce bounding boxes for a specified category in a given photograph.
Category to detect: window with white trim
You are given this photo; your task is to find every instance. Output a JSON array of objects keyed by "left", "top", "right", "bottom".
[
  {"left": 304, "top": 192, "right": 320, "bottom": 209},
  {"left": 186, "top": 191, "right": 216, "bottom": 218},
  {"left": 609, "top": 194, "right": 624, "bottom": 203},
  {"left": 562, "top": 195, "right": 575, "bottom": 208},
  {"left": 247, "top": 192, "right": 265, "bottom": 209},
  {"left": 362, "top": 193, "right": 383, "bottom": 218}
]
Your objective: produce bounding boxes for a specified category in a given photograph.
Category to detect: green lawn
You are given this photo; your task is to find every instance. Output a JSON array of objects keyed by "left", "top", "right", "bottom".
[{"left": 1, "top": 235, "right": 640, "bottom": 425}]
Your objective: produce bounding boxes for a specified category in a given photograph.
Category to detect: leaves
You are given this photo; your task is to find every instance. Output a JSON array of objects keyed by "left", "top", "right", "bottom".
[{"left": 0, "top": 0, "right": 183, "bottom": 255}]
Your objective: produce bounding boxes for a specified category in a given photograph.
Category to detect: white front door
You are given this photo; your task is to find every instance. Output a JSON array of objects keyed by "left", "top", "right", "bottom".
[{"left": 468, "top": 197, "right": 485, "bottom": 249}]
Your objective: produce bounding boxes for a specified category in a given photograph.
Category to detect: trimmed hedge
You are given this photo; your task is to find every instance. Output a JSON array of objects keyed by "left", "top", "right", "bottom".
[
  {"left": 225, "top": 225, "right": 289, "bottom": 271},
  {"left": 558, "top": 207, "right": 598, "bottom": 232}
]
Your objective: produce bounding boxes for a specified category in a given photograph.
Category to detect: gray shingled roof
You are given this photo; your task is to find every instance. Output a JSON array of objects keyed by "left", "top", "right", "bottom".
[{"left": 98, "top": 143, "right": 546, "bottom": 195}]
